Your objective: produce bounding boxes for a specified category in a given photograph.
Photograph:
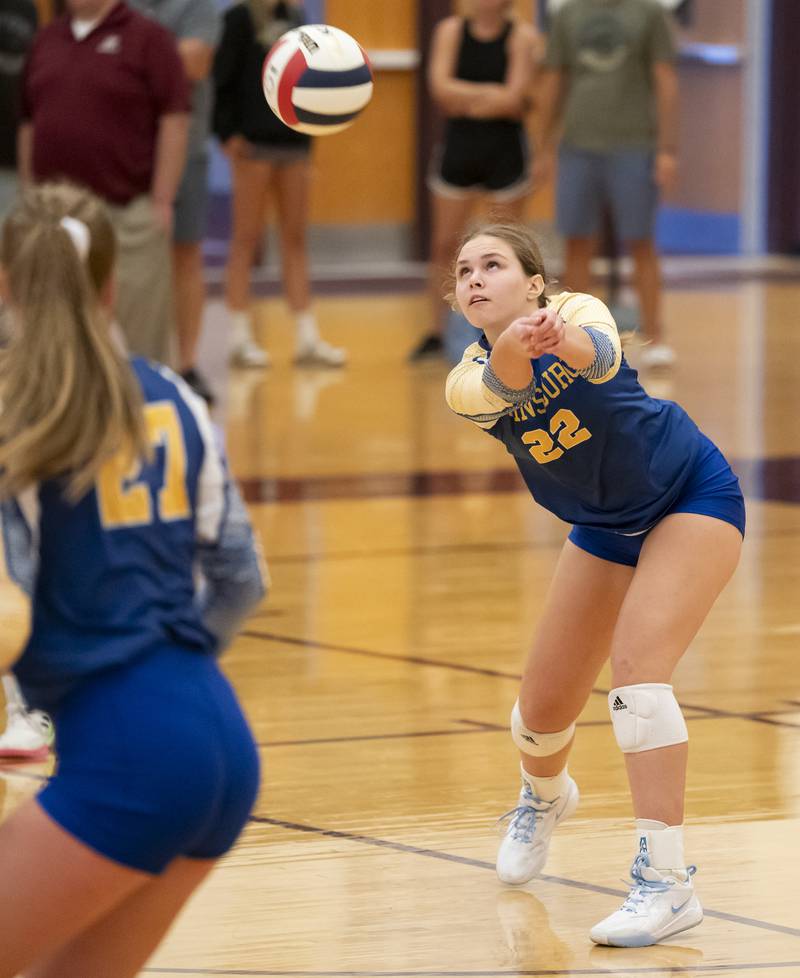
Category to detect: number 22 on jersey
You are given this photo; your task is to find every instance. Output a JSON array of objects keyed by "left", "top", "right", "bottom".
[
  {"left": 521, "top": 408, "right": 591, "bottom": 464},
  {"left": 97, "top": 401, "right": 191, "bottom": 529}
]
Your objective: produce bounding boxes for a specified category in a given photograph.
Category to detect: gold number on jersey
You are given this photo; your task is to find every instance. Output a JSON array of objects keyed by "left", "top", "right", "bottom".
[
  {"left": 521, "top": 409, "right": 592, "bottom": 465},
  {"left": 97, "top": 401, "right": 191, "bottom": 529},
  {"left": 521, "top": 429, "right": 564, "bottom": 464},
  {"left": 550, "top": 408, "right": 592, "bottom": 450}
]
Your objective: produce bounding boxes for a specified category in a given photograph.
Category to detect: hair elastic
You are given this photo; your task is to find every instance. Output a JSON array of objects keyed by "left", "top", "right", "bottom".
[{"left": 59, "top": 216, "right": 90, "bottom": 261}]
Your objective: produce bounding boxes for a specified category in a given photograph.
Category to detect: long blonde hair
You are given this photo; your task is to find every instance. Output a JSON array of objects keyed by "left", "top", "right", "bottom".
[{"left": 0, "top": 183, "right": 148, "bottom": 500}]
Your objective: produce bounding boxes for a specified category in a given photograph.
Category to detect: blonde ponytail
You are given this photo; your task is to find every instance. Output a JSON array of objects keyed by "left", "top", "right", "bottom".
[{"left": 0, "top": 184, "right": 148, "bottom": 500}]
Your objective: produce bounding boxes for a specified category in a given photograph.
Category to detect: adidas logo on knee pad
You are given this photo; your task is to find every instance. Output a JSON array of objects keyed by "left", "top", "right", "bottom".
[
  {"left": 510, "top": 700, "right": 575, "bottom": 757},
  {"left": 608, "top": 684, "right": 688, "bottom": 753}
]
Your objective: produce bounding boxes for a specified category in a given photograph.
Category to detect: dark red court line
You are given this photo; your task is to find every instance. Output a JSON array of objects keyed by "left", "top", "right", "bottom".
[
  {"left": 259, "top": 537, "right": 561, "bottom": 566},
  {"left": 238, "top": 457, "right": 800, "bottom": 506},
  {"left": 239, "top": 629, "right": 522, "bottom": 680},
  {"left": 257, "top": 522, "right": 800, "bottom": 568},
  {"left": 241, "top": 814, "right": 800, "bottom": 942},
  {"left": 6, "top": 706, "right": 795, "bottom": 784},
  {"left": 238, "top": 468, "right": 526, "bottom": 504},
  {"left": 241, "top": 630, "right": 800, "bottom": 731},
  {"left": 147, "top": 964, "right": 800, "bottom": 976},
  {"left": 259, "top": 726, "right": 502, "bottom": 748},
  {"left": 252, "top": 708, "right": 800, "bottom": 750}
]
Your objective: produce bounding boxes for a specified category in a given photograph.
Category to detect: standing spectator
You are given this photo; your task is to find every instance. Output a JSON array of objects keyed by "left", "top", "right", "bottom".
[
  {"left": 535, "top": 0, "right": 679, "bottom": 367},
  {"left": 128, "top": 0, "right": 220, "bottom": 402},
  {"left": 409, "top": 0, "right": 539, "bottom": 362},
  {"left": 18, "top": 0, "right": 190, "bottom": 365},
  {"left": 0, "top": 0, "right": 37, "bottom": 219},
  {"left": 213, "top": 0, "right": 346, "bottom": 369}
]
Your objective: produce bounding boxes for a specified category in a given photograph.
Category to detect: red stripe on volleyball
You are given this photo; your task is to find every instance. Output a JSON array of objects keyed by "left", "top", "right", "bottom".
[
  {"left": 357, "top": 43, "right": 374, "bottom": 79},
  {"left": 277, "top": 48, "right": 308, "bottom": 126}
]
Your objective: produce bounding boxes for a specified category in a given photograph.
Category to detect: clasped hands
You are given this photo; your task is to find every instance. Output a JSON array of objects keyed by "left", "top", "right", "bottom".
[{"left": 503, "top": 307, "right": 567, "bottom": 359}]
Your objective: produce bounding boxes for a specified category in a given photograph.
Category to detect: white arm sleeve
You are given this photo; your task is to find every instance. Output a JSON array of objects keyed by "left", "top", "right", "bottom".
[
  {"left": 171, "top": 373, "right": 269, "bottom": 651},
  {"left": 550, "top": 291, "right": 622, "bottom": 384},
  {"left": 445, "top": 341, "right": 520, "bottom": 429},
  {"left": 0, "top": 486, "right": 39, "bottom": 597}
]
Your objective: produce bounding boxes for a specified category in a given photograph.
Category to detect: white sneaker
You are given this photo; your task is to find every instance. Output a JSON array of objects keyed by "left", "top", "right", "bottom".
[
  {"left": 231, "top": 338, "right": 271, "bottom": 368},
  {"left": 0, "top": 708, "right": 54, "bottom": 761},
  {"left": 590, "top": 853, "right": 703, "bottom": 947},
  {"left": 496, "top": 777, "right": 580, "bottom": 885},
  {"left": 640, "top": 343, "right": 676, "bottom": 368},
  {"left": 294, "top": 338, "right": 347, "bottom": 368}
]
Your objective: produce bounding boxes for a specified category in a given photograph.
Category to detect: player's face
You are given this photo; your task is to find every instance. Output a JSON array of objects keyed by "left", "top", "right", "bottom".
[{"left": 455, "top": 235, "right": 540, "bottom": 333}]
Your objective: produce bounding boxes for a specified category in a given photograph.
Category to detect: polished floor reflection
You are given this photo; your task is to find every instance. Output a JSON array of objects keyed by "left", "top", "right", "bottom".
[{"left": 1, "top": 280, "right": 799, "bottom": 977}]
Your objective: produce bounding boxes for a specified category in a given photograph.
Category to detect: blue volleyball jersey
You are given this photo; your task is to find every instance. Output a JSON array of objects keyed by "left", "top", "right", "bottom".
[
  {"left": 446, "top": 292, "right": 705, "bottom": 532},
  {"left": 1, "top": 359, "right": 266, "bottom": 704}
]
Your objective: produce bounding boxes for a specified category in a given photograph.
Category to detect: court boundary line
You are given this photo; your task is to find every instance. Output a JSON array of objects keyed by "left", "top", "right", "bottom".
[
  {"left": 240, "top": 630, "right": 800, "bottom": 731},
  {"left": 237, "top": 457, "right": 800, "bottom": 507},
  {"left": 254, "top": 523, "right": 800, "bottom": 568},
  {"left": 145, "top": 962, "right": 800, "bottom": 977},
  {"left": 247, "top": 814, "right": 800, "bottom": 942},
  {"left": 252, "top": 709, "right": 799, "bottom": 748}
]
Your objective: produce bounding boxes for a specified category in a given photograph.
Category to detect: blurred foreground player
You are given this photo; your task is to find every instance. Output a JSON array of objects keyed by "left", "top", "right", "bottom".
[{"left": 0, "top": 183, "right": 266, "bottom": 978}]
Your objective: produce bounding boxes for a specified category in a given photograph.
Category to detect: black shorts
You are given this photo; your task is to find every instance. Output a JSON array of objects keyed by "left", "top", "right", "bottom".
[{"left": 429, "top": 120, "right": 530, "bottom": 201}]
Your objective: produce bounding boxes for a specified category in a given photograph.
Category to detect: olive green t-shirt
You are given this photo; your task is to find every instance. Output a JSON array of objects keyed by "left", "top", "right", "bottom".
[{"left": 545, "top": 0, "right": 676, "bottom": 152}]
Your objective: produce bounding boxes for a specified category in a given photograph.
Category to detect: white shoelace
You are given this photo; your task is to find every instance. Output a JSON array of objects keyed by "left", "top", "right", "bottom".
[
  {"left": 498, "top": 790, "right": 558, "bottom": 843},
  {"left": 620, "top": 854, "right": 696, "bottom": 913}
]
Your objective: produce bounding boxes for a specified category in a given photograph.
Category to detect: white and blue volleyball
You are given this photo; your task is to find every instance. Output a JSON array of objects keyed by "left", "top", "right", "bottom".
[{"left": 262, "top": 25, "right": 373, "bottom": 136}]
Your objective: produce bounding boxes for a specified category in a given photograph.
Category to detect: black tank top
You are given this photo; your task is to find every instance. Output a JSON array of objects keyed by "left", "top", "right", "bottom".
[
  {"left": 455, "top": 18, "right": 512, "bottom": 85},
  {"left": 447, "top": 18, "right": 522, "bottom": 136}
]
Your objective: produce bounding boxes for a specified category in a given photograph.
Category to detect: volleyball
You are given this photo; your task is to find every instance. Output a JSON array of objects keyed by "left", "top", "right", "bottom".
[{"left": 262, "top": 25, "right": 374, "bottom": 136}]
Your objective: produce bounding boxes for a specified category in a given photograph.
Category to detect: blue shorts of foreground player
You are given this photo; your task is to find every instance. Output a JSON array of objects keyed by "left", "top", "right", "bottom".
[
  {"left": 569, "top": 436, "right": 746, "bottom": 568},
  {"left": 36, "top": 645, "right": 260, "bottom": 874}
]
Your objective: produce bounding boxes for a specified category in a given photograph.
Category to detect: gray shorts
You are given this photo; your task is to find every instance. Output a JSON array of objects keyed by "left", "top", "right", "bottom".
[
  {"left": 0, "top": 168, "right": 20, "bottom": 221},
  {"left": 556, "top": 147, "right": 657, "bottom": 242},
  {"left": 247, "top": 143, "right": 310, "bottom": 164},
  {"left": 173, "top": 154, "right": 210, "bottom": 244}
]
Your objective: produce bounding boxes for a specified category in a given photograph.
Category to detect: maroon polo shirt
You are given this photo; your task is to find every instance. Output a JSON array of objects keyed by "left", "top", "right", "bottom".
[{"left": 22, "top": 2, "right": 189, "bottom": 205}]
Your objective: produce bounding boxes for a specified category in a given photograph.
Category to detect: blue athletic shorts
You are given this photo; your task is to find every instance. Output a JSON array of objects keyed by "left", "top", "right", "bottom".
[
  {"left": 556, "top": 146, "right": 657, "bottom": 241},
  {"left": 37, "top": 645, "right": 260, "bottom": 874},
  {"left": 568, "top": 436, "right": 745, "bottom": 567}
]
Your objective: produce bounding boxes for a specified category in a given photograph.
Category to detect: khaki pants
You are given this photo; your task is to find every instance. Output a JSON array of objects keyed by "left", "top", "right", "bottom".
[{"left": 107, "top": 196, "right": 174, "bottom": 365}]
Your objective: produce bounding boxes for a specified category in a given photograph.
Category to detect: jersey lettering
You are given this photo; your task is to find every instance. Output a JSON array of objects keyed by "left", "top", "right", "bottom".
[{"left": 97, "top": 401, "right": 191, "bottom": 529}]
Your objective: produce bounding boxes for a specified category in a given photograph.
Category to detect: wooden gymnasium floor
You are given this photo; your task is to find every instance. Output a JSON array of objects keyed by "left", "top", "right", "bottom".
[{"left": 1, "top": 277, "right": 800, "bottom": 977}]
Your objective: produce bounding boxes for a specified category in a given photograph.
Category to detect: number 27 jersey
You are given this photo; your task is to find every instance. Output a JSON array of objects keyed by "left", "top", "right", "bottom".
[{"left": 3, "top": 358, "right": 265, "bottom": 702}]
